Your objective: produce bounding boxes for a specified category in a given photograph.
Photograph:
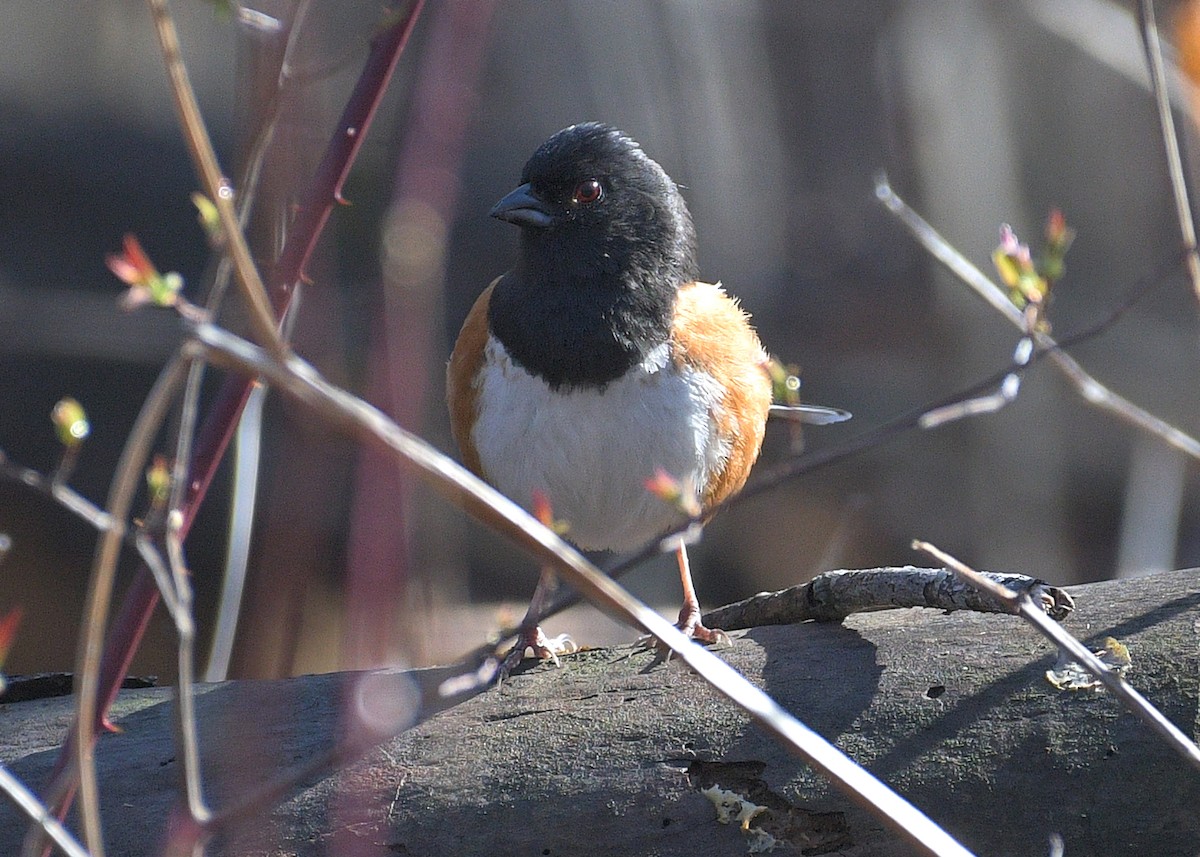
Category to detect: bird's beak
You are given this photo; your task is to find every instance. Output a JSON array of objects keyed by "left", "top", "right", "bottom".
[{"left": 490, "top": 183, "right": 554, "bottom": 229}]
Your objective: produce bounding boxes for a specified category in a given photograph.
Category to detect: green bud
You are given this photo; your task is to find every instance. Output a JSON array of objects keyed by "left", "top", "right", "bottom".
[{"left": 51, "top": 398, "right": 90, "bottom": 448}]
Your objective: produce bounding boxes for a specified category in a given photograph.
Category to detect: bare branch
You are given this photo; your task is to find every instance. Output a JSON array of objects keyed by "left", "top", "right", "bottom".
[
  {"left": 145, "top": 0, "right": 285, "bottom": 357},
  {"left": 0, "top": 763, "right": 90, "bottom": 857},
  {"left": 918, "top": 337, "right": 1030, "bottom": 428},
  {"left": 71, "top": 354, "right": 191, "bottom": 857},
  {"left": 1137, "top": 0, "right": 1200, "bottom": 302},
  {"left": 875, "top": 174, "right": 1200, "bottom": 461},
  {"left": 0, "top": 450, "right": 113, "bottom": 533},
  {"left": 164, "top": 358, "right": 210, "bottom": 826},
  {"left": 271, "top": 0, "right": 427, "bottom": 297},
  {"left": 913, "top": 540, "right": 1200, "bottom": 775},
  {"left": 704, "top": 566, "right": 1074, "bottom": 630},
  {"left": 203, "top": 385, "right": 264, "bottom": 682},
  {"left": 133, "top": 531, "right": 181, "bottom": 621}
]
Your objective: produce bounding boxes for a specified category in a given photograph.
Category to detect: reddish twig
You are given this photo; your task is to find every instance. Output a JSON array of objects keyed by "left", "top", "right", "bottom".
[
  {"left": 270, "top": 0, "right": 426, "bottom": 313},
  {"left": 36, "top": 0, "right": 426, "bottom": 845},
  {"left": 95, "top": 0, "right": 425, "bottom": 738}
]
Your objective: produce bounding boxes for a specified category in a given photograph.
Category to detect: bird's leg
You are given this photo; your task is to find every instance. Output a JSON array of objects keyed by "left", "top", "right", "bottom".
[
  {"left": 674, "top": 543, "right": 730, "bottom": 645},
  {"left": 500, "top": 565, "right": 577, "bottom": 678}
]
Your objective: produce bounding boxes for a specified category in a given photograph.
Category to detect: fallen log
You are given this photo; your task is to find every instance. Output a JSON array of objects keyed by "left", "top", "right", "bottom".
[{"left": 1, "top": 569, "right": 1197, "bottom": 856}]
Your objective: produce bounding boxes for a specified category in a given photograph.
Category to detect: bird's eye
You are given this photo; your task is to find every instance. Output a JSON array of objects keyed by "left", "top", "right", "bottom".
[{"left": 571, "top": 179, "right": 603, "bottom": 205}]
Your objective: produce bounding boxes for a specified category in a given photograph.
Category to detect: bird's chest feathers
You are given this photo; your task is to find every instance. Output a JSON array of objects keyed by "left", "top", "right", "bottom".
[{"left": 472, "top": 336, "right": 728, "bottom": 552}]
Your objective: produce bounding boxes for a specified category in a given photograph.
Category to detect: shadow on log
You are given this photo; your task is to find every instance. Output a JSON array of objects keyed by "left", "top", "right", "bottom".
[{"left": 1, "top": 570, "right": 1198, "bottom": 856}]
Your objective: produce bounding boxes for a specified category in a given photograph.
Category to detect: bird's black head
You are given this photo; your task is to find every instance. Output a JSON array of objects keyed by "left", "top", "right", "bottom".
[
  {"left": 488, "top": 123, "right": 699, "bottom": 389},
  {"left": 492, "top": 122, "right": 699, "bottom": 288}
]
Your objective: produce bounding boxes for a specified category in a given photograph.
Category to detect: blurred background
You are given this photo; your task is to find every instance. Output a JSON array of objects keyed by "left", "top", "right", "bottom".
[{"left": 1, "top": 0, "right": 1199, "bottom": 683}]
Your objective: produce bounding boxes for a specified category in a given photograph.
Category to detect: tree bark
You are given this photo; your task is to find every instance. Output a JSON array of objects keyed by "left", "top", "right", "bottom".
[{"left": 1, "top": 570, "right": 1197, "bottom": 856}]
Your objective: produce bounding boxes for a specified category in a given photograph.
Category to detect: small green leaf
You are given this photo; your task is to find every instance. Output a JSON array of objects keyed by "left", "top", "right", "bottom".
[
  {"left": 191, "top": 192, "right": 222, "bottom": 242},
  {"left": 992, "top": 248, "right": 1022, "bottom": 289}
]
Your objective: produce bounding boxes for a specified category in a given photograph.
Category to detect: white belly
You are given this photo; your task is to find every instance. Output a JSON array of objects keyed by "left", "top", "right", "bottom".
[{"left": 472, "top": 336, "right": 729, "bottom": 552}]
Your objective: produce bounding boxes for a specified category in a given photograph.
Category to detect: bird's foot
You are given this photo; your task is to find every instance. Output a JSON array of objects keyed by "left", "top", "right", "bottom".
[
  {"left": 676, "top": 620, "right": 732, "bottom": 647},
  {"left": 639, "top": 606, "right": 731, "bottom": 655},
  {"left": 675, "top": 603, "right": 732, "bottom": 647},
  {"left": 499, "top": 625, "right": 577, "bottom": 680}
]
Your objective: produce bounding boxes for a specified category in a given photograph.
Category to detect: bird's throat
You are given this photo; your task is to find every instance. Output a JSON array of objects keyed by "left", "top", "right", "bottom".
[{"left": 487, "top": 268, "right": 676, "bottom": 391}]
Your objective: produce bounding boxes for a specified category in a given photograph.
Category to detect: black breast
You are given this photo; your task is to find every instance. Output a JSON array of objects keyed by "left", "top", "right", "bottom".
[{"left": 487, "top": 269, "right": 674, "bottom": 391}]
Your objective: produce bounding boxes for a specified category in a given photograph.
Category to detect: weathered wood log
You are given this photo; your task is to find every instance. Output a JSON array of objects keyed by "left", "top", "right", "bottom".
[{"left": 1, "top": 570, "right": 1197, "bottom": 856}]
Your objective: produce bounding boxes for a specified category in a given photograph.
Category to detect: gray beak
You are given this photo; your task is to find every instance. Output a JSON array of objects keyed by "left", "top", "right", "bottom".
[{"left": 490, "top": 182, "right": 554, "bottom": 229}]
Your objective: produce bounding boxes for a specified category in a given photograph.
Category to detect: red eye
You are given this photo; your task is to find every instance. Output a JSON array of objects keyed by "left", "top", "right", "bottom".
[{"left": 572, "top": 179, "right": 603, "bottom": 205}]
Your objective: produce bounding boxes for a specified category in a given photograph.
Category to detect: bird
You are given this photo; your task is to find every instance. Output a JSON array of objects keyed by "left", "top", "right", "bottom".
[{"left": 447, "top": 122, "right": 845, "bottom": 668}]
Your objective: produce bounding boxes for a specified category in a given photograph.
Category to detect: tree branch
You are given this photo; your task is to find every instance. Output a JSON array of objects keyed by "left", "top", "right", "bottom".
[{"left": 704, "top": 566, "right": 1074, "bottom": 630}]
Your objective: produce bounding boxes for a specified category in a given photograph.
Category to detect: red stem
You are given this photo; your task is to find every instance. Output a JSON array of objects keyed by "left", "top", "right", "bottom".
[{"left": 270, "top": 1, "right": 426, "bottom": 312}]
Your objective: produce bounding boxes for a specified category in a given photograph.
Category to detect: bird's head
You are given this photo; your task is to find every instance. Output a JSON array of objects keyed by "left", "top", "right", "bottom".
[{"left": 491, "top": 123, "right": 699, "bottom": 291}]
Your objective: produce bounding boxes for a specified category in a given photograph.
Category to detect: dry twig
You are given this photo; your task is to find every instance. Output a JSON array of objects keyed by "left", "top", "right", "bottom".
[
  {"left": 146, "top": 0, "right": 284, "bottom": 356},
  {"left": 913, "top": 540, "right": 1200, "bottom": 774},
  {"left": 703, "top": 565, "right": 1074, "bottom": 630},
  {"left": 69, "top": 354, "right": 191, "bottom": 857},
  {"left": 0, "top": 451, "right": 113, "bottom": 534},
  {"left": 1138, "top": 0, "right": 1200, "bottom": 302},
  {"left": 0, "top": 764, "right": 89, "bottom": 857},
  {"left": 875, "top": 175, "right": 1200, "bottom": 461},
  {"left": 185, "top": 320, "right": 977, "bottom": 857},
  {"left": 163, "top": 361, "right": 210, "bottom": 826}
]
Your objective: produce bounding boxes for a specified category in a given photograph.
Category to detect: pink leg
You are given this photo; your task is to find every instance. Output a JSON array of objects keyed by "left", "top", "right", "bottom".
[
  {"left": 500, "top": 566, "right": 576, "bottom": 678},
  {"left": 673, "top": 544, "right": 730, "bottom": 645}
]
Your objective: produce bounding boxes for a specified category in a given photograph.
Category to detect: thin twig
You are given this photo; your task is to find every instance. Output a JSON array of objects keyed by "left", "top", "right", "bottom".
[
  {"left": 0, "top": 763, "right": 90, "bottom": 857},
  {"left": 204, "top": 384, "right": 265, "bottom": 682},
  {"left": 48, "top": 0, "right": 426, "bottom": 809},
  {"left": 165, "top": 359, "right": 210, "bottom": 824},
  {"left": 146, "top": 0, "right": 285, "bottom": 357},
  {"left": 0, "top": 451, "right": 113, "bottom": 533},
  {"left": 71, "top": 354, "right": 191, "bottom": 857},
  {"left": 202, "top": 2, "right": 307, "bottom": 317},
  {"left": 270, "top": 0, "right": 426, "bottom": 306},
  {"left": 918, "top": 337, "right": 1030, "bottom": 428},
  {"left": 1138, "top": 0, "right": 1200, "bottom": 302},
  {"left": 191, "top": 4, "right": 310, "bottom": 680},
  {"left": 875, "top": 174, "right": 1200, "bottom": 460},
  {"left": 186, "top": 321, "right": 975, "bottom": 857},
  {"left": 134, "top": 531, "right": 182, "bottom": 620},
  {"left": 913, "top": 540, "right": 1200, "bottom": 774}
]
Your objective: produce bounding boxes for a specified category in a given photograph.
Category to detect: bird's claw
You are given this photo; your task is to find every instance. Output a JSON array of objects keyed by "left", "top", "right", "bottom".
[
  {"left": 498, "top": 626, "right": 577, "bottom": 681},
  {"left": 675, "top": 603, "right": 732, "bottom": 647},
  {"left": 638, "top": 609, "right": 731, "bottom": 657},
  {"left": 680, "top": 623, "right": 732, "bottom": 647}
]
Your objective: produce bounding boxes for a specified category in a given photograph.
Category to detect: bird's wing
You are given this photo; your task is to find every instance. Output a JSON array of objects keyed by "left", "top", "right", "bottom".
[
  {"left": 446, "top": 278, "right": 500, "bottom": 478},
  {"left": 670, "top": 281, "right": 773, "bottom": 509}
]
